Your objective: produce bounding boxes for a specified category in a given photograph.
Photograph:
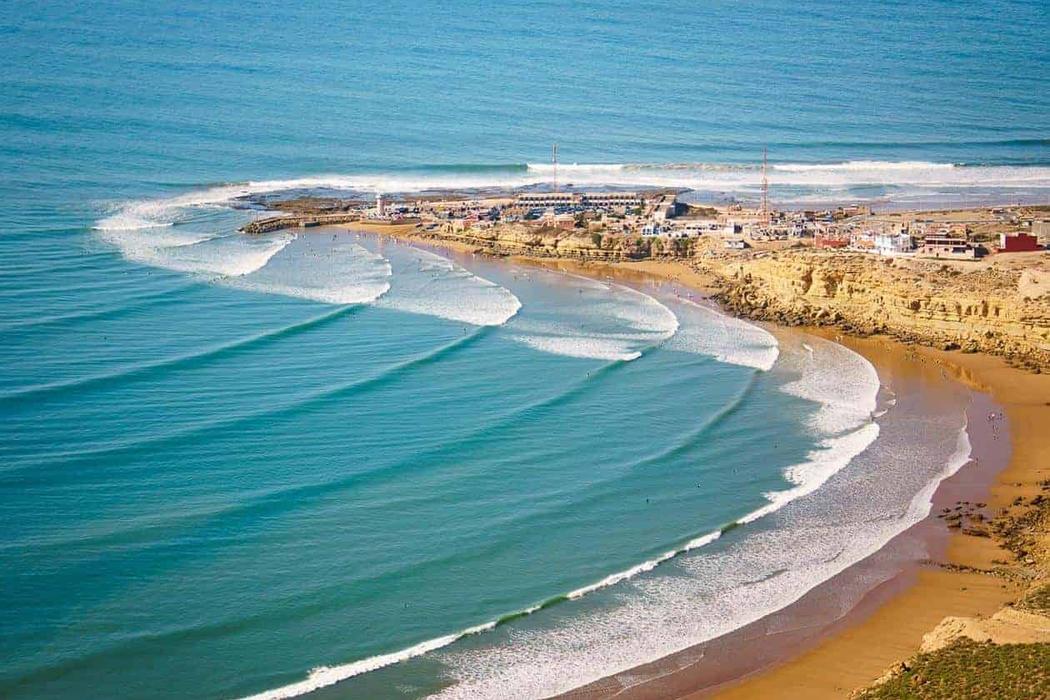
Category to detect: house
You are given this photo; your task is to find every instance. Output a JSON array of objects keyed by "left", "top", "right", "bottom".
[
  {"left": 998, "top": 233, "right": 1040, "bottom": 253},
  {"left": 873, "top": 233, "right": 914, "bottom": 256},
  {"left": 916, "top": 236, "right": 978, "bottom": 259},
  {"left": 724, "top": 238, "right": 749, "bottom": 250},
  {"left": 815, "top": 236, "right": 849, "bottom": 249}
]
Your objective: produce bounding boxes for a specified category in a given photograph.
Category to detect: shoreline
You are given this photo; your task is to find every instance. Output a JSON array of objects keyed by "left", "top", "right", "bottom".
[
  {"left": 542, "top": 262, "right": 1048, "bottom": 699},
  {"left": 337, "top": 226, "right": 1047, "bottom": 698},
  {"left": 702, "top": 344, "right": 1048, "bottom": 699},
  {"left": 553, "top": 334, "right": 1018, "bottom": 700}
]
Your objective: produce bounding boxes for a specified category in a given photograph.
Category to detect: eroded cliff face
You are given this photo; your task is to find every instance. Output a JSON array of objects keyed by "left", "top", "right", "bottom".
[
  {"left": 708, "top": 251, "right": 1050, "bottom": 371},
  {"left": 410, "top": 223, "right": 1049, "bottom": 371},
  {"left": 417, "top": 224, "right": 692, "bottom": 260}
]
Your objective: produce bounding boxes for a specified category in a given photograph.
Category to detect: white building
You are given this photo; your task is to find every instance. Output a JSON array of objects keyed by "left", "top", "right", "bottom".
[{"left": 873, "top": 232, "right": 914, "bottom": 256}]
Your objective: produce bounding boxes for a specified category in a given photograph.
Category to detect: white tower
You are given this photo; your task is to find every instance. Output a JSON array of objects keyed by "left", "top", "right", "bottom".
[{"left": 376, "top": 192, "right": 385, "bottom": 216}]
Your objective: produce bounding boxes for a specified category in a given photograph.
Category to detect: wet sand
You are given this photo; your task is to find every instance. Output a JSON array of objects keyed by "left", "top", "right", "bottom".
[
  {"left": 517, "top": 258, "right": 1045, "bottom": 699},
  {"left": 699, "top": 345, "right": 1049, "bottom": 700},
  {"left": 466, "top": 252, "right": 1037, "bottom": 700},
  {"left": 331, "top": 231, "right": 1046, "bottom": 699}
]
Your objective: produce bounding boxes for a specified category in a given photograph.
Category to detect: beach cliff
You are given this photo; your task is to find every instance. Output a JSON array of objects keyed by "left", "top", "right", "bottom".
[
  {"left": 380, "top": 220, "right": 1050, "bottom": 697},
  {"left": 404, "top": 223, "right": 1050, "bottom": 373},
  {"left": 705, "top": 249, "right": 1050, "bottom": 373}
]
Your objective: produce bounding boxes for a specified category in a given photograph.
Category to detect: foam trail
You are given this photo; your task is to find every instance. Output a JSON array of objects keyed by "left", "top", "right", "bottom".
[
  {"left": 230, "top": 526, "right": 727, "bottom": 700},
  {"left": 427, "top": 431, "right": 968, "bottom": 700},
  {"left": 371, "top": 244, "right": 521, "bottom": 326},
  {"left": 780, "top": 335, "right": 880, "bottom": 435},
  {"left": 737, "top": 336, "right": 881, "bottom": 522},
  {"left": 565, "top": 530, "right": 722, "bottom": 600},
  {"left": 737, "top": 422, "right": 880, "bottom": 524},
  {"left": 235, "top": 622, "right": 499, "bottom": 700},
  {"left": 227, "top": 237, "right": 392, "bottom": 305},
  {"left": 98, "top": 225, "right": 293, "bottom": 278},
  {"left": 507, "top": 274, "right": 678, "bottom": 361},
  {"left": 666, "top": 299, "right": 779, "bottom": 371}
]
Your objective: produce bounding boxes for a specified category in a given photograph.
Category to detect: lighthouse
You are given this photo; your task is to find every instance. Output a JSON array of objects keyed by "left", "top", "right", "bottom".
[{"left": 375, "top": 192, "right": 385, "bottom": 217}]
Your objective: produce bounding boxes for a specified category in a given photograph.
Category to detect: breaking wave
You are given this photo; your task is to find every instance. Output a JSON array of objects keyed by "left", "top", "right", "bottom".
[
  {"left": 368, "top": 243, "right": 521, "bottom": 327},
  {"left": 666, "top": 298, "right": 780, "bottom": 371},
  {"left": 506, "top": 273, "right": 679, "bottom": 362},
  {"left": 231, "top": 334, "right": 892, "bottom": 700}
]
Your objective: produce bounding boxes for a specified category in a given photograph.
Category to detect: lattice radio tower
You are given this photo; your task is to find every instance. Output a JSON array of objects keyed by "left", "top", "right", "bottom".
[
  {"left": 761, "top": 147, "right": 770, "bottom": 224},
  {"left": 552, "top": 143, "right": 559, "bottom": 193}
]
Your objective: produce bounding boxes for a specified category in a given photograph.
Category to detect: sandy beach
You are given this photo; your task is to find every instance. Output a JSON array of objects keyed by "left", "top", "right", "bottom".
[
  {"left": 544, "top": 258, "right": 1050, "bottom": 699},
  {"left": 337, "top": 232, "right": 1048, "bottom": 698},
  {"left": 703, "top": 345, "right": 1049, "bottom": 699}
]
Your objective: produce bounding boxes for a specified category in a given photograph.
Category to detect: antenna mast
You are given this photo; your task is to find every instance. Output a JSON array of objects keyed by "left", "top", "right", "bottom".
[
  {"left": 552, "top": 143, "right": 559, "bottom": 193},
  {"left": 761, "top": 147, "right": 770, "bottom": 224}
]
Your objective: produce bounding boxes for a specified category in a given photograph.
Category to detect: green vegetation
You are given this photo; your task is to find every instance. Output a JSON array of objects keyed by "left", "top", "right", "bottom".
[
  {"left": 668, "top": 237, "right": 694, "bottom": 256},
  {"left": 591, "top": 232, "right": 603, "bottom": 248},
  {"left": 1016, "top": 583, "right": 1050, "bottom": 615},
  {"left": 854, "top": 640, "right": 1050, "bottom": 700}
]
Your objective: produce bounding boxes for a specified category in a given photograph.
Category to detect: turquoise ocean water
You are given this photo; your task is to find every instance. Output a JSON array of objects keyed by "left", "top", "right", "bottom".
[{"left": 1, "top": 1, "right": 1047, "bottom": 698}]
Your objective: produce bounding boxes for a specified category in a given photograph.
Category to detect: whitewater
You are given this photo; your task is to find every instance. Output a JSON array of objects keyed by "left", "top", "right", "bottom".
[{"left": 80, "top": 182, "right": 979, "bottom": 700}]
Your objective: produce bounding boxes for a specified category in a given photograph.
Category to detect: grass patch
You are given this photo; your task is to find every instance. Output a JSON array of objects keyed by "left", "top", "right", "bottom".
[
  {"left": 855, "top": 639, "right": 1050, "bottom": 700},
  {"left": 1015, "top": 583, "right": 1050, "bottom": 615}
]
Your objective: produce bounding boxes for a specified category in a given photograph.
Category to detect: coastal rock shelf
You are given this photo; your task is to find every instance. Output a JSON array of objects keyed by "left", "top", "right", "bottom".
[{"left": 707, "top": 251, "right": 1050, "bottom": 372}]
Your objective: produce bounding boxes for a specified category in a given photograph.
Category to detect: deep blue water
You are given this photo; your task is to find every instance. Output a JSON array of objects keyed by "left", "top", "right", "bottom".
[{"left": 0, "top": 1, "right": 1045, "bottom": 698}]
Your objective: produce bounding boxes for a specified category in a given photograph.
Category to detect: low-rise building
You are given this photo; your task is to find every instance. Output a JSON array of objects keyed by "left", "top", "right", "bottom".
[
  {"left": 916, "top": 235, "right": 978, "bottom": 259},
  {"left": 998, "top": 232, "right": 1041, "bottom": 253},
  {"left": 873, "top": 233, "right": 914, "bottom": 256},
  {"left": 815, "top": 236, "right": 849, "bottom": 249}
]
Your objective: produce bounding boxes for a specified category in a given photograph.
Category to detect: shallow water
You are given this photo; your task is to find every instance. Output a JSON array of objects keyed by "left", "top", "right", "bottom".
[{"left": 2, "top": 1, "right": 1044, "bottom": 697}]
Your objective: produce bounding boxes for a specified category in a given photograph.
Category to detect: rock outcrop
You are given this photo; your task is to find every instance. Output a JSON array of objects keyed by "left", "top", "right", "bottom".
[{"left": 704, "top": 250, "right": 1050, "bottom": 372}]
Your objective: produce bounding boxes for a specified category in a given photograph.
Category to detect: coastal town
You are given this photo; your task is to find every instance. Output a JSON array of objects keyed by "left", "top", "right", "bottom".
[
  {"left": 243, "top": 187, "right": 1049, "bottom": 262},
  {"left": 238, "top": 185, "right": 1050, "bottom": 378}
]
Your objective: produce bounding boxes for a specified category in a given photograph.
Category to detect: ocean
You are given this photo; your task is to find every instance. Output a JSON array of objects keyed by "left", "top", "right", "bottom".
[{"left": 1, "top": 1, "right": 1046, "bottom": 698}]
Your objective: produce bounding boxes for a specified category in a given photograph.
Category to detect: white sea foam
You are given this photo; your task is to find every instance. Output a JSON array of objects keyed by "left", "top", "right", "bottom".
[
  {"left": 565, "top": 530, "right": 723, "bottom": 600},
  {"left": 734, "top": 337, "right": 882, "bottom": 523},
  {"left": 425, "top": 419, "right": 971, "bottom": 700},
  {"left": 779, "top": 336, "right": 881, "bottom": 435},
  {"left": 772, "top": 160, "right": 957, "bottom": 172},
  {"left": 227, "top": 238, "right": 392, "bottom": 305},
  {"left": 510, "top": 334, "right": 644, "bottom": 362},
  {"left": 665, "top": 299, "right": 780, "bottom": 371},
  {"left": 506, "top": 274, "right": 678, "bottom": 361},
  {"left": 738, "top": 422, "right": 880, "bottom": 524},
  {"left": 231, "top": 526, "right": 728, "bottom": 700},
  {"left": 98, "top": 224, "right": 294, "bottom": 278},
  {"left": 372, "top": 244, "right": 521, "bottom": 326},
  {"left": 235, "top": 621, "right": 498, "bottom": 700}
]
